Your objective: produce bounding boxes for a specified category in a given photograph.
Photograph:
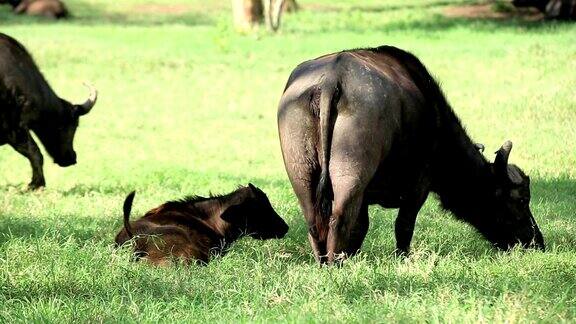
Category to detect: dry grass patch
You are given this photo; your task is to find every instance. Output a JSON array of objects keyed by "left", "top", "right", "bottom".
[{"left": 443, "top": 3, "right": 544, "bottom": 20}]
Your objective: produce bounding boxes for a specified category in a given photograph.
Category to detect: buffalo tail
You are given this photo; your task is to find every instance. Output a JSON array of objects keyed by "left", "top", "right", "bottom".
[
  {"left": 123, "top": 191, "right": 136, "bottom": 239},
  {"left": 314, "top": 77, "right": 339, "bottom": 241}
]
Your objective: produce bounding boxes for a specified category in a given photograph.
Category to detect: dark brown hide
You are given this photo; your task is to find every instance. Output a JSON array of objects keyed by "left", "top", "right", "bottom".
[
  {"left": 278, "top": 46, "right": 544, "bottom": 264},
  {"left": 115, "top": 184, "right": 289, "bottom": 266}
]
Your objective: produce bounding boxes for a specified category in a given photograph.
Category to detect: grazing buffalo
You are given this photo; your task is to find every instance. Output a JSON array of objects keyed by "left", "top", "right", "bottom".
[
  {"left": 0, "top": 0, "right": 69, "bottom": 19},
  {"left": 277, "top": 46, "right": 545, "bottom": 264},
  {"left": 513, "top": 0, "right": 576, "bottom": 20},
  {"left": 115, "top": 184, "right": 289, "bottom": 265},
  {"left": 0, "top": 33, "right": 96, "bottom": 189}
]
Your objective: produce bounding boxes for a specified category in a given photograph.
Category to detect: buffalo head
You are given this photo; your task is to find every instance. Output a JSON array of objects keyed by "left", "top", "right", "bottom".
[
  {"left": 481, "top": 141, "right": 545, "bottom": 251},
  {"left": 220, "top": 183, "right": 289, "bottom": 240},
  {"left": 34, "top": 83, "right": 97, "bottom": 167}
]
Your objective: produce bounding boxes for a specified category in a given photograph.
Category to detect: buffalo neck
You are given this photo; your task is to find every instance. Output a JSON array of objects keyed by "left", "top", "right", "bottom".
[
  {"left": 195, "top": 200, "right": 232, "bottom": 239},
  {"left": 187, "top": 188, "right": 251, "bottom": 247},
  {"left": 378, "top": 46, "right": 497, "bottom": 228},
  {"left": 30, "top": 98, "right": 70, "bottom": 130},
  {"left": 429, "top": 108, "right": 494, "bottom": 226}
]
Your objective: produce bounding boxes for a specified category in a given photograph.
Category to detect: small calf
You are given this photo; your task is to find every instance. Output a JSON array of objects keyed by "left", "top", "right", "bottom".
[{"left": 115, "top": 184, "right": 289, "bottom": 265}]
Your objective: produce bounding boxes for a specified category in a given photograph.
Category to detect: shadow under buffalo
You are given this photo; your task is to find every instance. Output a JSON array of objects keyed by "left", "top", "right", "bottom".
[{"left": 272, "top": 175, "right": 576, "bottom": 262}]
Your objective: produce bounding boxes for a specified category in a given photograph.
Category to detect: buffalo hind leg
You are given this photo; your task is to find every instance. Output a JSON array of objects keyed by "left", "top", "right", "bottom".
[
  {"left": 325, "top": 111, "right": 384, "bottom": 264},
  {"left": 289, "top": 173, "right": 327, "bottom": 263},
  {"left": 308, "top": 231, "right": 326, "bottom": 263},
  {"left": 278, "top": 99, "right": 327, "bottom": 262},
  {"left": 326, "top": 189, "right": 364, "bottom": 265},
  {"left": 9, "top": 130, "right": 45, "bottom": 189},
  {"left": 302, "top": 197, "right": 327, "bottom": 263},
  {"left": 344, "top": 202, "right": 369, "bottom": 256},
  {"left": 394, "top": 189, "right": 429, "bottom": 256}
]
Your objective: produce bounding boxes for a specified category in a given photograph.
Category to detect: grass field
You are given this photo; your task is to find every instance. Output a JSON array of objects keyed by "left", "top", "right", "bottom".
[{"left": 1, "top": 0, "right": 575, "bottom": 322}]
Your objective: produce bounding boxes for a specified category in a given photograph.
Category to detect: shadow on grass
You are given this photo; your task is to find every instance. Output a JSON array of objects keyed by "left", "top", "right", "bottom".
[
  {"left": 0, "top": 214, "right": 116, "bottom": 244},
  {"left": 283, "top": 0, "right": 573, "bottom": 35},
  {"left": 307, "top": 13, "right": 571, "bottom": 35},
  {"left": 0, "top": 174, "right": 573, "bottom": 262},
  {"left": 309, "top": 0, "right": 474, "bottom": 13},
  {"left": 244, "top": 174, "right": 576, "bottom": 259}
]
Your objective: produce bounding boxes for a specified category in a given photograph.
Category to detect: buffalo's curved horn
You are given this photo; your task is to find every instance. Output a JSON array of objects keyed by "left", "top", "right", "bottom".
[
  {"left": 76, "top": 82, "right": 97, "bottom": 116},
  {"left": 494, "top": 140, "right": 513, "bottom": 178}
]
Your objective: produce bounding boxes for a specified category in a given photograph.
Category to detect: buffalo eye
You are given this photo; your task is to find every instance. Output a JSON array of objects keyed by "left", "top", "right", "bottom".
[
  {"left": 495, "top": 188, "right": 504, "bottom": 198},
  {"left": 518, "top": 197, "right": 529, "bottom": 205}
]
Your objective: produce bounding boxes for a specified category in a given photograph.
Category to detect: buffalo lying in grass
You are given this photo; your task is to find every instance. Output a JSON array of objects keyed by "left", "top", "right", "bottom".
[
  {"left": 0, "top": 33, "right": 96, "bottom": 189},
  {"left": 0, "top": 0, "right": 69, "bottom": 19},
  {"left": 278, "top": 45, "right": 545, "bottom": 264},
  {"left": 115, "top": 184, "right": 289, "bottom": 265}
]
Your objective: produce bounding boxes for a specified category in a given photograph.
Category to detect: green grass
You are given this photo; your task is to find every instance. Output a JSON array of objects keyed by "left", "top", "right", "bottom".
[{"left": 1, "top": 0, "right": 575, "bottom": 322}]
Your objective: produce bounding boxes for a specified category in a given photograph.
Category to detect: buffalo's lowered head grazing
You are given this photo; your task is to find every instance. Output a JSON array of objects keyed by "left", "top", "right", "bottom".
[
  {"left": 0, "top": 33, "right": 97, "bottom": 189},
  {"left": 35, "top": 83, "right": 97, "bottom": 167},
  {"left": 481, "top": 141, "right": 544, "bottom": 250},
  {"left": 115, "top": 184, "right": 289, "bottom": 265},
  {"left": 433, "top": 139, "right": 545, "bottom": 252}
]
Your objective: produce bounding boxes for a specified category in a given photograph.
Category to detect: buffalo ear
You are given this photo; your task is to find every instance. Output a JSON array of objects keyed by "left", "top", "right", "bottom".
[
  {"left": 248, "top": 183, "right": 257, "bottom": 191},
  {"left": 494, "top": 140, "right": 513, "bottom": 180},
  {"left": 220, "top": 204, "right": 245, "bottom": 223}
]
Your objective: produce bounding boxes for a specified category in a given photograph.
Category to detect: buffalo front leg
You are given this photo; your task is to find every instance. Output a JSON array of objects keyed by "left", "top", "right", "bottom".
[
  {"left": 9, "top": 130, "right": 45, "bottom": 189},
  {"left": 394, "top": 189, "right": 429, "bottom": 256}
]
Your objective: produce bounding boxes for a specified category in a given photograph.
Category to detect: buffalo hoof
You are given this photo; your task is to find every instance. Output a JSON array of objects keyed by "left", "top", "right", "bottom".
[
  {"left": 394, "top": 248, "right": 410, "bottom": 258},
  {"left": 28, "top": 181, "right": 46, "bottom": 190}
]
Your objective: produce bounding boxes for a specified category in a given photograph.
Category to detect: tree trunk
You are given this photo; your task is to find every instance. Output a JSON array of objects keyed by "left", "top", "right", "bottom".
[
  {"left": 231, "top": 0, "right": 264, "bottom": 30},
  {"left": 264, "top": 0, "right": 285, "bottom": 31}
]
